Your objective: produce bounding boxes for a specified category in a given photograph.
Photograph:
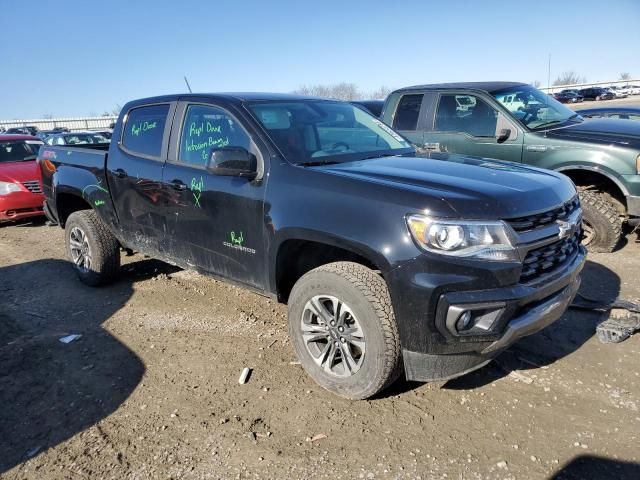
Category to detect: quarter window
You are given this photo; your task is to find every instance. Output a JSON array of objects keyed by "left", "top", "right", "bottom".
[
  {"left": 179, "top": 104, "right": 250, "bottom": 167},
  {"left": 435, "top": 94, "right": 497, "bottom": 137},
  {"left": 393, "top": 94, "right": 423, "bottom": 131},
  {"left": 122, "top": 104, "right": 170, "bottom": 158}
]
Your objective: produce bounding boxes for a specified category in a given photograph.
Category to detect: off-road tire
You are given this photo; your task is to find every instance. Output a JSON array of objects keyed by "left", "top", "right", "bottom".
[
  {"left": 288, "top": 262, "right": 402, "bottom": 400},
  {"left": 579, "top": 189, "right": 623, "bottom": 253},
  {"left": 65, "top": 210, "right": 120, "bottom": 286}
]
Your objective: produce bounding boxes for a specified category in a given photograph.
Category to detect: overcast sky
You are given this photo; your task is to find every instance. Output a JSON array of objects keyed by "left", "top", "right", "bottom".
[{"left": 1, "top": 0, "right": 639, "bottom": 118}]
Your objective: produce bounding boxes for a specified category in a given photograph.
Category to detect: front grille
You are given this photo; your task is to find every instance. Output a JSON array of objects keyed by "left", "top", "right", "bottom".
[
  {"left": 520, "top": 230, "right": 581, "bottom": 282},
  {"left": 507, "top": 196, "right": 580, "bottom": 232},
  {"left": 21, "top": 180, "right": 42, "bottom": 194}
]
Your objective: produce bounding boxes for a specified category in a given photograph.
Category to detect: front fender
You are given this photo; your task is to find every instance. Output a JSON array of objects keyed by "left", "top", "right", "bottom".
[{"left": 268, "top": 227, "right": 395, "bottom": 293}]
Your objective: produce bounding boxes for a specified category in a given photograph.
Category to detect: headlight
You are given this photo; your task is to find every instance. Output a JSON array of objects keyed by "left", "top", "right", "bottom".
[
  {"left": 406, "top": 215, "right": 519, "bottom": 261},
  {"left": 0, "top": 181, "right": 21, "bottom": 195}
]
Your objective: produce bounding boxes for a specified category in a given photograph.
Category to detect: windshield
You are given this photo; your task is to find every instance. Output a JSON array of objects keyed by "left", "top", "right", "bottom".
[
  {"left": 248, "top": 100, "right": 413, "bottom": 164},
  {"left": 493, "top": 85, "right": 582, "bottom": 130},
  {"left": 0, "top": 140, "right": 42, "bottom": 162}
]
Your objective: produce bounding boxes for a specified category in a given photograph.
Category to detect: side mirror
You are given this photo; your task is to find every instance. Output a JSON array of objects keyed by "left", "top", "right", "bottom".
[
  {"left": 496, "top": 128, "right": 511, "bottom": 144},
  {"left": 208, "top": 147, "right": 257, "bottom": 178}
]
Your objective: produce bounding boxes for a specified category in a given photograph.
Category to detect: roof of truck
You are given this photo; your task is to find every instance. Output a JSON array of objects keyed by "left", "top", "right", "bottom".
[
  {"left": 126, "top": 92, "right": 328, "bottom": 107},
  {"left": 393, "top": 82, "right": 529, "bottom": 94}
]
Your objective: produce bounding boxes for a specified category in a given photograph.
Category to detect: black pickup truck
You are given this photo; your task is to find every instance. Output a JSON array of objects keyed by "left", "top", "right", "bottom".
[{"left": 39, "top": 93, "right": 585, "bottom": 399}]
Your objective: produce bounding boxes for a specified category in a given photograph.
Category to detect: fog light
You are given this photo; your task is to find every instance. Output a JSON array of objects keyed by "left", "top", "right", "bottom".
[{"left": 456, "top": 311, "right": 473, "bottom": 331}]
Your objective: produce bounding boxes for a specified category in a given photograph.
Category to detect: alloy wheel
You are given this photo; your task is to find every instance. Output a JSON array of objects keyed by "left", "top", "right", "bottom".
[
  {"left": 69, "top": 226, "right": 92, "bottom": 273},
  {"left": 300, "top": 295, "right": 365, "bottom": 377}
]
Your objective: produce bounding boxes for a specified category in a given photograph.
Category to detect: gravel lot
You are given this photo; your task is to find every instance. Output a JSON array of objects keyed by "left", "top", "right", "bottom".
[{"left": 1, "top": 215, "right": 639, "bottom": 479}]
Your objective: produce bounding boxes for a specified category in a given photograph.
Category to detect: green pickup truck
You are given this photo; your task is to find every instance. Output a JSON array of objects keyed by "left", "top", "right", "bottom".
[{"left": 381, "top": 82, "right": 640, "bottom": 252}]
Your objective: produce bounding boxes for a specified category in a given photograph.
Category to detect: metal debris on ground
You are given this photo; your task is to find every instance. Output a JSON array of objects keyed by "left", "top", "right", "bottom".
[
  {"left": 570, "top": 293, "right": 640, "bottom": 344},
  {"left": 596, "top": 313, "right": 640, "bottom": 344}
]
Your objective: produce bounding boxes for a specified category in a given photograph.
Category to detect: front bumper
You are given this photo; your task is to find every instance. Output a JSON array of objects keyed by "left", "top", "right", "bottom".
[
  {"left": 397, "top": 246, "right": 586, "bottom": 382},
  {"left": 0, "top": 191, "right": 45, "bottom": 222}
]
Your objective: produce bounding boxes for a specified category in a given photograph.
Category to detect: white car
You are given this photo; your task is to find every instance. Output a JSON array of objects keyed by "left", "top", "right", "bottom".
[
  {"left": 626, "top": 85, "right": 640, "bottom": 95},
  {"left": 615, "top": 86, "right": 634, "bottom": 96},
  {"left": 606, "top": 87, "right": 627, "bottom": 98}
]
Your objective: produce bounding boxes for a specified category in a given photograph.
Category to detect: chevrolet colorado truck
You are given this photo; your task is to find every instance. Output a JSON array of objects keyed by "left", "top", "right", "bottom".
[
  {"left": 382, "top": 82, "right": 640, "bottom": 252},
  {"left": 39, "top": 93, "right": 585, "bottom": 399}
]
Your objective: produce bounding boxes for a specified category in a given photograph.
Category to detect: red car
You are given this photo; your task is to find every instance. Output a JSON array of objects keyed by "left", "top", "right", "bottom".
[{"left": 0, "top": 135, "right": 45, "bottom": 223}]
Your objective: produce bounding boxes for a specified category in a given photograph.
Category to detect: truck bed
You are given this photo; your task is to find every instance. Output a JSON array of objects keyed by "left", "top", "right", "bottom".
[{"left": 38, "top": 144, "right": 114, "bottom": 226}]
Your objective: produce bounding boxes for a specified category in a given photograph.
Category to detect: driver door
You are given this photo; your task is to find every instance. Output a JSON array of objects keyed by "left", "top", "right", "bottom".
[
  {"left": 424, "top": 93, "right": 523, "bottom": 163},
  {"left": 161, "top": 101, "right": 268, "bottom": 289}
]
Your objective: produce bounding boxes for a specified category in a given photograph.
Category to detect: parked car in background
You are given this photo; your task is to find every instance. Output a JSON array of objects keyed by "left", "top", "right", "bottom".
[
  {"left": 6, "top": 126, "right": 39, "bottom": 136},
  {"left": 605, "top": 87, "right": 627, "bottom": 99},
  {"left": 92, "top": 129, "right": 113, "bottom": 139},
  {"left": 39, "top": 93, "right": 585, "bottom": 400},
  {"left": 381, "top": 82, "right": 640, "bottom": 252},
  {"left": 576, "top": 107, "right": 640, "bottom": 121},
  {"left": 626, "top": 85, "right": 640, "bottom": 95},
  {"left": 554, "top": 91, "right": 584, "bottom": 103},
  {"left": 350, "top": 100, "right": 385, "bottom": 117},
  {"left": 44, "top": 131, "right": 110, "bottom": 146},
  {"left": 579, "top": 87, "right": 614, "bottom": 101},
  {"left": 560, "top": 89, "right": 581, "bottom": 96},
  {"left": 0, "top": 135, "right": 45, "bottom": 224}
]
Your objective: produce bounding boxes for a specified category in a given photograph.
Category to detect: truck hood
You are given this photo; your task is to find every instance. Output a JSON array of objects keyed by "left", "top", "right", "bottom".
[
  {"left": 311, "top": 153, "right": 576, "bottom": 219},
  {"left": 543, "top": 118, "right": 640, "bottom": 149},
  {"left": 0, "top": 160, "right": 40, "bottom": 183}
]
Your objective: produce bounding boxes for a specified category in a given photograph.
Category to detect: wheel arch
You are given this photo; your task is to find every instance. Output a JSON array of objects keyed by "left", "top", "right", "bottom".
[
  {"left": 55, "top": 190, "right": 92, "bottom": 227},
  {"left": 557, "top": 166, "right": 628, "bottom": 213},
  {"left": 272, "top": 231, "right": 391, "bottom": 303}
]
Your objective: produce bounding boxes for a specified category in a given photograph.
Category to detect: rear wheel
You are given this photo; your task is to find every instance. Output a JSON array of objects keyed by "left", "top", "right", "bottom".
[
  {"left": 65, "top": 210, "right": 120, "bottom": 286},
  {"left": 288, "top": 262, "right": 402, "bottom": 400},
  {"left": 579, "top": 190, "right": 623, "bottom": 253}
]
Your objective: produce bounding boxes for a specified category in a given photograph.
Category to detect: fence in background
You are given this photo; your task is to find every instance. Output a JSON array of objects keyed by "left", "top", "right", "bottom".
[
  {"left": 0, "top": 116, "right": 118, "bottom": 131},
  {"left": 541, "top": 79, "right": 640, "bottom": 94}
]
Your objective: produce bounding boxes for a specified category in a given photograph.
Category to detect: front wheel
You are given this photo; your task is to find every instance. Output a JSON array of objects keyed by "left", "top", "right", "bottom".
[
  {"left": 65, "top": 210, "right": 120, "bottom": 286},
  {"left": 579, "top": 190, "right": 623, "bottom": 253},
  {"left": 288, "top": 262, "right": 402, "bottom": 400}
]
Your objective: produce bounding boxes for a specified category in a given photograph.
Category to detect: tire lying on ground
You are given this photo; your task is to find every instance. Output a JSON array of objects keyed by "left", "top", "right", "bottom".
[
  {"left": 288, "top": 261, "right": 402, "bottom": 400},
  {"left": 579, "top": 189, "right": 623, "bottom": 253},
  {"left": 65, "top": 210, "right": 120, "bottom": 286}
]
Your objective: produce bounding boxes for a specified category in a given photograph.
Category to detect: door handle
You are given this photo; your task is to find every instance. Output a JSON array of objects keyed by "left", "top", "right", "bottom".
[
  {"left": 112, "top": 168, "right": 127, "bottom": 178},
  {"left": 170, "top": 180, "right": 187, "bottom": 191}
]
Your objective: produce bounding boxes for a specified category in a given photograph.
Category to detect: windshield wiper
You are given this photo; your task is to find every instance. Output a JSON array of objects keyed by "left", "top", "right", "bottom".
[
  {"left": 360, "top": 153, "right": 398, "bottom": 160},
  {"left": 534, "top": 114, "right": 581, "bottom": 131},
  {"left": 297, "top": 159, "right": 342, "bottom": 167}
]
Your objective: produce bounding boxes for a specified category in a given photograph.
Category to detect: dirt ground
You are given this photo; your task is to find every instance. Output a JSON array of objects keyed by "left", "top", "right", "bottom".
[{"left": 1, "top": 219, "right": 638, "bottom": 480}]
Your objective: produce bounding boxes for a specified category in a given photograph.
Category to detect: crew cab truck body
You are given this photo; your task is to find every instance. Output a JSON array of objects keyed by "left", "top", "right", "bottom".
[
  {"left": 39, "top": 93, "right": 585, "bottom": 399},
  {"left": 382, "top": 82, "right": 640, "bottom": 252}
]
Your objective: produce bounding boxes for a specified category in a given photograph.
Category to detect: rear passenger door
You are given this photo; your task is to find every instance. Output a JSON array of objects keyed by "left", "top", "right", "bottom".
[
  {"left": 107, "top": 102, "right": 176, "bottom": 254},
  {"left": 390, "top": 93, "right": 428, "bottom": 147},
  {"left": 424, "top": 93, "right": 523, "bottom": 162}
]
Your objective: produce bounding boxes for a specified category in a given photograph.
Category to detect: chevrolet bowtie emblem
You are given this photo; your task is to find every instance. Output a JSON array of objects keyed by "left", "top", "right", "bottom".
[{"left": 557, "top": 219, "right": 576, "bottom": 239}]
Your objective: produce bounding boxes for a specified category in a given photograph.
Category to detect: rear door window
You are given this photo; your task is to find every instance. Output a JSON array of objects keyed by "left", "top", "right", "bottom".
[
  {"left": 392, "top": 94, "right": 424, "bottom": 131},
  {"left": 122, "top": 104, "right": 170, "bottom": 158}
]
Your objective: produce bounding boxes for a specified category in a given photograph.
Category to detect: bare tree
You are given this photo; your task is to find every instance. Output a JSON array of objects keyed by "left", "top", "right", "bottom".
[
  {"left": 530, "top": 80, "right": 541, "bottom": 88},
  {"left": 552, "top": 71, "right": 587, "bottom": 86},
  {"left": 294, "top": 82, "right": 361, "bottom": 100},
  {"left": 619, "top": 72, "right": 631, "bottom": 81},
  {"left": 42, "top": 113, "right": 54, "bottom": 119},
  {"left": 368, "top": 85, "right": 393, "bottom": 99},
  {"left": 293, "top": 83, "right": 395, "bottom": 101}
]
